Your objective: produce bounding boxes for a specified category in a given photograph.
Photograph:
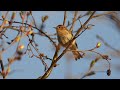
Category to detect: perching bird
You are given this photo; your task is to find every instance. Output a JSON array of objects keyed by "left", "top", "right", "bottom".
[{"left": 54, "top": 25, "right": 83, "bottom": 60}]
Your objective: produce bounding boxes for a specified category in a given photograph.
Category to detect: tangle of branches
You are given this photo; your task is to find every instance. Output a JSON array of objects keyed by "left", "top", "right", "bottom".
[{"left": 0, "top": 11, "right": 113, "bottom": 79}]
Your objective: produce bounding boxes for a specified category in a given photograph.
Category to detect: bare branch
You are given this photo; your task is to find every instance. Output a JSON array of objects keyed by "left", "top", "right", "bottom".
[
  {"left": 63, "top": 11, "right": 67, "bottom": 26},
  {"left": 0, "top": 11, "right": 9, "bottom": 31},
  {"left": 75, "top": 11, "right": 96, "bottom": 37},
  {"left": 0, "top": 18, "right": 57, "bottom": 48},
  {"left": 0, "top": 55, "right": 5, "bottom": 79},
  {"left": 38, "top": 44, "right": 61, "bottom": 79},
  {"left": 92, "top": 11, "right": 116, "bottom": 18},
  {"left": 30, "top": 11, "right": 37, "bottom": 27},
  {"left": 69, "top": 11, "right": 78, "bottom": 32}
]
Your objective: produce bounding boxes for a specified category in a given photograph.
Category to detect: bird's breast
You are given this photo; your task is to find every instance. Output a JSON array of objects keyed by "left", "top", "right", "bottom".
[{"left": 57, "top": 30, "right": 73, "bottom": 47}]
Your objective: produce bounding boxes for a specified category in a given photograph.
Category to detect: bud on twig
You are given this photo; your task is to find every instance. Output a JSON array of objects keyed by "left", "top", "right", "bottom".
[
  {"left": 26, "top": 31, "right": 33, "bottom": 36},
  {"left": 18, "top": 45, "right": 25, "bottom": 50},
  {"left": 4, "top": 20, "right": 9, "bottom": 24},
  {"left": 102, "top": 55, "right": 111, "bottom": 60},
  {"left": 15, "top": 36, "right": 21, "bottom": 42},
  {"left": 96, "top": 42, "right": 101, "bottom": 48}
]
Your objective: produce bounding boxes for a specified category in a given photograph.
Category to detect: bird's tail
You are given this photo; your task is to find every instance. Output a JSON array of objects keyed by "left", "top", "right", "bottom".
[
  {"left": 72, "top": 51, "right": 83, "bottom": 60},
  {"left": 69, "top": 41, "right": 83, "bottom": 60}
]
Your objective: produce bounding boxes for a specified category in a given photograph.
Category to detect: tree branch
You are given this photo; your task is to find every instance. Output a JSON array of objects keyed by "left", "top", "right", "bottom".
[
  {"left": 0, "top": 19, "right": 57, "bottom": 48},
  {"left": 69, "top": 11, "right": 78, "bottom": 32},
  {"left": 63, "top": 11, "right": 67, "bottom": 26},
  {"left": 75, "top": 11, "right": 96, "bottom": 37}
]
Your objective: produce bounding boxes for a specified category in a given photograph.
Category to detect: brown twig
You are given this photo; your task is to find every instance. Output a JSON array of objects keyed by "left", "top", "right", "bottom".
[
  {"left": 63, "top": 11, "right": 67, "bottom": 26},
  {"left": 69, "top": 11, "right": 78, "bottom": 32},
  {"left": 75, "top": 11, "right": 96, "bottom": 37},
  {"left": 38, "top": 44, "right": 61, "bottom": 79},
  {"left": 0, "top": 55, "right": 4, "bottom": 72},
  {"left": 0, "top": 19, "right": 57, "bottom": 48},
  {"left": 92, "top": 11, "right": 116, "bottom": 18},
  {"left": 30, "top": 11, "right": 37, "bottom": 28},
  {"left": 0, "top": 11, "right": 9, "bottom": 31},
  {"left": 0, "top": 55, "right": 5, "bottom": 79}
]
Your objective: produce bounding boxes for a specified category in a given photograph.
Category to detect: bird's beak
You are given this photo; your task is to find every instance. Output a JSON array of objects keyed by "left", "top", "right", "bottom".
[{"left": 53, "top": 27, "right": 57, "bottom": 29}]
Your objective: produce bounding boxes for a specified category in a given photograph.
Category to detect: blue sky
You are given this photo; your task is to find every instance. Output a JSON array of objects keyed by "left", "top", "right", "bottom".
[{"left": 0, "top": 11, "right": 120, "bottom": 79}]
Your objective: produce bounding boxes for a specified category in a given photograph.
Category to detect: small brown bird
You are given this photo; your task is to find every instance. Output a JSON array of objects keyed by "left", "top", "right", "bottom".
[{"left": 54, "top": 25, "right": 83, "bottom": 60}]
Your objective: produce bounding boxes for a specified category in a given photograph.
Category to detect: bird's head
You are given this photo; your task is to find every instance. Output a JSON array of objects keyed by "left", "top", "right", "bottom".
[{"left": 53, "top": 25, "right": 67, "bottom": 30}]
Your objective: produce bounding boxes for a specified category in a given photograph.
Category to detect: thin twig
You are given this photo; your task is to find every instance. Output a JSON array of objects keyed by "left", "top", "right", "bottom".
[
  {"left": 38, "top": 44, "right": 61, "bottom": 79},
  {"left": 0, "top": 19, "right": 57, "bottom": 48},
  {"left": 69, "top": 11, "right": 78, "bottom": 32},
  {"left": 30, "top": 12, "right": 37, "bottom": 27},
  {"left": 92, "top": 11, "right": 116, "bottom": 18},
  {"left": 0, "top": 55, "right": 5, "bottom": 79},
  {"left": 75, "top": 11, "right": 96, "bottom": 37},
  {"left": 0, "top": 11, "right": 9, "bottom": 31},
  {"left": 63, "top": 11, "right": 67, "bottom": 26}
]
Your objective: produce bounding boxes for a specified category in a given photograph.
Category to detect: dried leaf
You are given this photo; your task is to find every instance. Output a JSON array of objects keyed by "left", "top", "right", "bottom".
[{"left": 107, "top": 69, "right": 111, "bottom": 76}]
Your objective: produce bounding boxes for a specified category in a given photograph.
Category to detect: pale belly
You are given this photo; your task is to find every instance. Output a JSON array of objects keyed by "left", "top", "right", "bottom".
[{"left": 57, "top": 34, "right": 75, "bottom": 47}]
